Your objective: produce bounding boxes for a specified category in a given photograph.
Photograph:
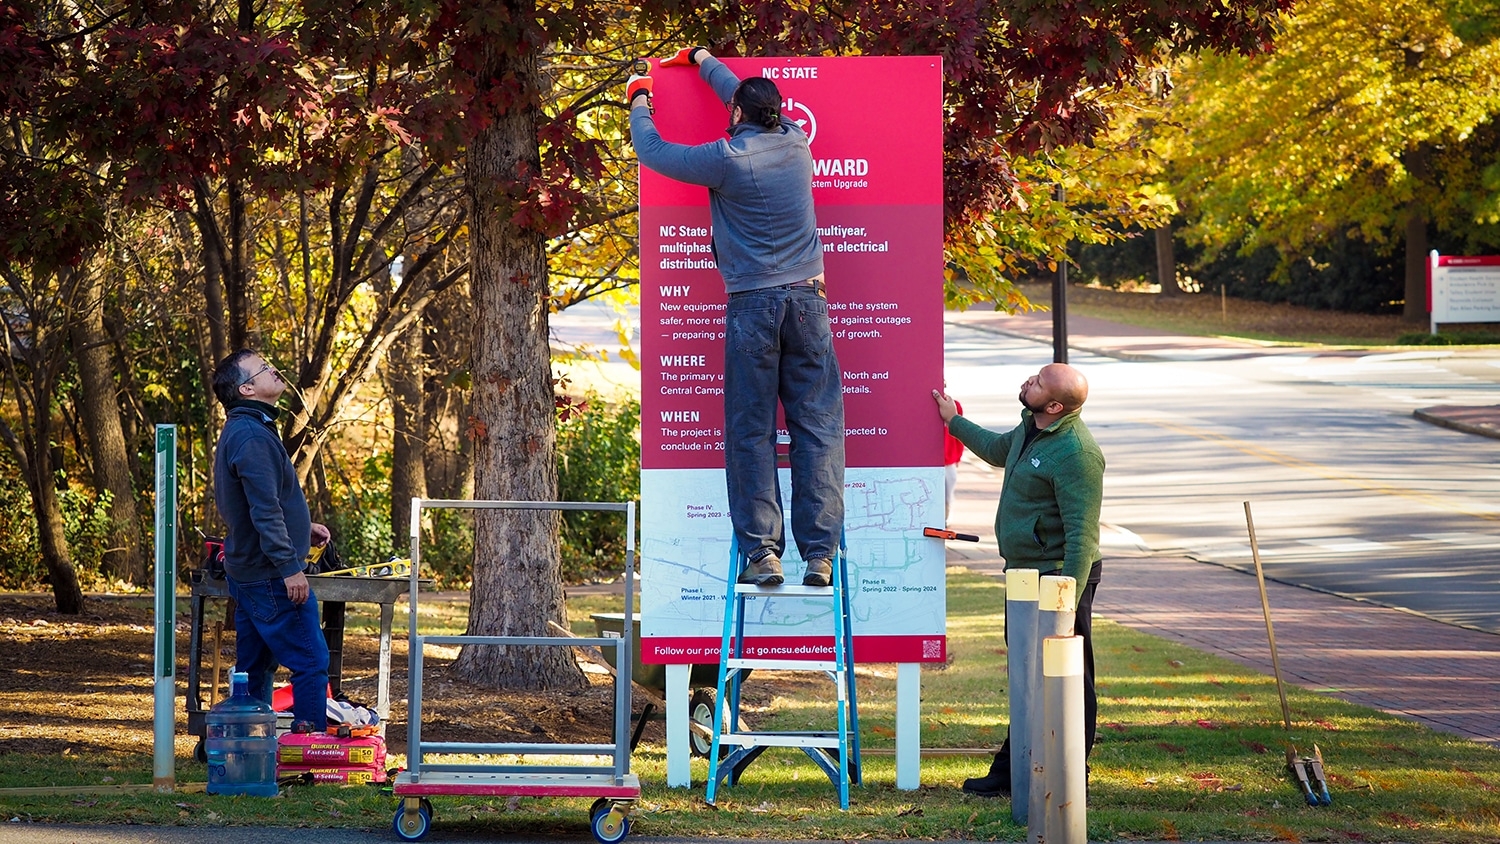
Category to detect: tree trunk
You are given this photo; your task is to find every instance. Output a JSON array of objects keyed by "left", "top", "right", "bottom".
[
  {"left": 70, "top": 272, "right": 147, "bottom": 585},
  {"left": 389, "top": 317, "right": 426, "bottom": 547},
  {"left": 1403, "top": 210, "right": 1430, "bottom": 325},
  {"left": 0, "top": 408, "right": 82, "bottom": 614},
  {"left": 33, "top": 446, "right": 83, "bottom": 614},
  {"left": 454, "top": 28, "right": 582, "bottom": 691},
  {"left": 227, "top": 179, "right": 257, "bottom": 350},
  {"left": 423, "top": 286, "right": 473, "bottom": 500},
  {"left": 1154, "top": 224, "right": 1180, "bottom": 297},
  {"left": 1402, "top": 138, "right": 1432, "bottom": 325}
]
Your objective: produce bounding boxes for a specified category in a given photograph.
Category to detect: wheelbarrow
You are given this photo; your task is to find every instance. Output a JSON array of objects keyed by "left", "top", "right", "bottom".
[{"left": 591, "top": 613, "right": 720, "bottom": 756}]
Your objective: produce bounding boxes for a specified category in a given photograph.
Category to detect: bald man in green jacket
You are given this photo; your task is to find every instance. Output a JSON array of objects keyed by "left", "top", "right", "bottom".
[{"left": 933, "top": 362, "right": 1105, "bottom": 797}]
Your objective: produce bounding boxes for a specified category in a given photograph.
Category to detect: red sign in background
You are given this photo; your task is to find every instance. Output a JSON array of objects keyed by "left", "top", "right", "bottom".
[{"left": 640, "top": 56, "right": 946, "bottom": 471}]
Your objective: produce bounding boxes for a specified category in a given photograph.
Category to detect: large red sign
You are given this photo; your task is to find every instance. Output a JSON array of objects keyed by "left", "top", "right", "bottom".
[
  {"left": 640, "top": 56, "right": 945, "bottom": 470},
  {"left": 638, "top": 56, "right": 947, "bottom": 664}
]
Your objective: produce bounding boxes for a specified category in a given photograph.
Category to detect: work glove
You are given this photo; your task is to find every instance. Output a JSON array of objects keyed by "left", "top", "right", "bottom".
[
  {"left": 661, "top": 46, "right": 708, "bottom": 67},
  {"left": 627, "top": 73, "right": 654, "bottom": 112}
]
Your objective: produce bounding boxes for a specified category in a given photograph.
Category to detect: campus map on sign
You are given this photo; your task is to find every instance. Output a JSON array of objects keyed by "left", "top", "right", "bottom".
[
  {"left": 640, "top": 466, "right": 947, "bottom": 664},
  {"left": 637, "top": 56, "right": 946, "bottom": 665}
]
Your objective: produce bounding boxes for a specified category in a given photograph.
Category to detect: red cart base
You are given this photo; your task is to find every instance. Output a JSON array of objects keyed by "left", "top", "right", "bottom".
[{"left": 391, "top": 771, "right": 641, "bottom": 843}]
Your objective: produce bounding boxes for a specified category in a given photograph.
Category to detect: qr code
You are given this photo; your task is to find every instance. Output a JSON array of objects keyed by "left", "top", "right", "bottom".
[{"left": 921, "top": 639, "right": 942, "bottom": 659}]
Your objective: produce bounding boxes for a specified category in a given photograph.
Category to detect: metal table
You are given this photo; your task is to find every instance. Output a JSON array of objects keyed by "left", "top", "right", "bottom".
[{"left": 184, "top": 569, "right": 419, "bottom": 756}]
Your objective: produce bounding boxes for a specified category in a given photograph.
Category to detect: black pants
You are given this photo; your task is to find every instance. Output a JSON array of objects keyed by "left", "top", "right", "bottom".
[{"left": 993, "top": 560, "right": 1101, "bottom": 770}]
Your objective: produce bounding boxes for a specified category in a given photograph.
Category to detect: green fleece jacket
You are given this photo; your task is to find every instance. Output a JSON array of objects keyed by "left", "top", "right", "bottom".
[{"left": 948, "top": 408, "right": 1105, "bottom": 606}]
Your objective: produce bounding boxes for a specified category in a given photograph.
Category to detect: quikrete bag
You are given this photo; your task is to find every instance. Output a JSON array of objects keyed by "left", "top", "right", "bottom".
[
  {"left": 277, "top": 732, "right": 386, "bottom": 767},
  {"left": 277, "top": 732, "right": 387, "bottom": 785}
]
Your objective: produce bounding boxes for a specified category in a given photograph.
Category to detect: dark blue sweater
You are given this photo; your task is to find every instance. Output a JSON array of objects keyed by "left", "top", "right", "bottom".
[{"left": 213, "top": 403, "right": 311, "bottom": 582}]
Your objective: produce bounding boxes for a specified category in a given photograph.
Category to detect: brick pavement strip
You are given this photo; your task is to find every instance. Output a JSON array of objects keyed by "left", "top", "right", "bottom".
[
  {"left": 947, "top": 535, "right": 1500, "bottom": 746},
  {"left": 1092, "top": 552, "right": 1500, "bottom": 745}
]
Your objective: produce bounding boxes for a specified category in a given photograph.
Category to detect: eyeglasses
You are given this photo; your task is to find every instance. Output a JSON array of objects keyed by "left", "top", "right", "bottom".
[{"left": 237, "top": 361, "right": 279, "bottom": 387}]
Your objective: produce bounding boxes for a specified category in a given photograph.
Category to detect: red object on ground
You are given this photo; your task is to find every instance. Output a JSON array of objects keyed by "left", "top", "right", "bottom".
[
  {"left": 271, "top": 682, "right": 333, "bottom": 713},
  {"left": 278, "top": 733, "right": 388, "bottom": 784}
]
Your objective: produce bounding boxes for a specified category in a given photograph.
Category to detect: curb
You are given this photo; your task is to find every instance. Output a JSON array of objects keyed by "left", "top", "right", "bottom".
[{"left": 1413, "top": 407, "right": 1500, "bottom": 441}]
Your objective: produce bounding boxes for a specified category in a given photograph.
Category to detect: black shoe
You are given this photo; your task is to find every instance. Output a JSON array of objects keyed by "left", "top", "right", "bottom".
[
  {"left": 737, "top": 554, "right": 784, "bottom": 586},
  {"left": 961, "top": 770, "right": 1010, "bottom": 797},
  {"left": 962, "top": 754, "right": 1011, "bottom": 796},
  {"left": 801, "top": 558, "right": 832, "bottom": 587}
]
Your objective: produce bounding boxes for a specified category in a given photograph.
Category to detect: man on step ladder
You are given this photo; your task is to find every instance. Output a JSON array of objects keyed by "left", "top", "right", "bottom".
[{"left": 631, "top": 47, "right": 846, "bottom": 588}]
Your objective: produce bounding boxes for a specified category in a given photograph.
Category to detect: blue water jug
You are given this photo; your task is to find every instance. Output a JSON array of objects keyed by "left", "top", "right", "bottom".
[{"left": 205, "top": 670, "right": 278, "bottom": 796}]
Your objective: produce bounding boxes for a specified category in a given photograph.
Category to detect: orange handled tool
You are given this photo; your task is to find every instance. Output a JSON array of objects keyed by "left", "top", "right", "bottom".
[{"left": 923, "top": 527, "right": 979, "bottom": 542}]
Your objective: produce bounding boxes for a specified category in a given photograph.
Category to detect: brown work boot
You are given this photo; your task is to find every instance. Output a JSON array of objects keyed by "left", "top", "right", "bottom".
[
  {"left": 801, "top": 557, "right": 833, "bottom": 587},
  {"left": 737, "top": 554, "right": 784, "bottom": 586}
]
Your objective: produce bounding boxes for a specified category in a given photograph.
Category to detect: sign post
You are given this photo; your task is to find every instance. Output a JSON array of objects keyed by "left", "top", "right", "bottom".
[
  {"left": 637, "top": 56, "right": 946, "bottom": 789},
  {"left": 1429, "top": 251, "right": 1500, "bottom": 335},
  {"left": 153, "top": 424, "right": 178, "bottom": 791}
]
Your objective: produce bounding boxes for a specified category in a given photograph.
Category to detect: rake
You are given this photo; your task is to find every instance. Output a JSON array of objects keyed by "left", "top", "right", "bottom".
[{"left": 1244, "top": 501, "right": 1332, "bottom": 807}]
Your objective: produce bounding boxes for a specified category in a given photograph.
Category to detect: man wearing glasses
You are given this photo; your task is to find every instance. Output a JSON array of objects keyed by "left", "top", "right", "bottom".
[{"left": 211, "top": 350, "right": 331, "bottom": 732}]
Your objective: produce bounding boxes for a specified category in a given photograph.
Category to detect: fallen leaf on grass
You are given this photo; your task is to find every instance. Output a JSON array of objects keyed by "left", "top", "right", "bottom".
[
  {"left": 1156, "top": 742, "right": 1185, "bottom": 753},
  {"left": 1188, "top": 772, "right": 1223, "bottom": 790},
  {"left": 1195, "top": 719, "right": 1219, "bottom": 729},
  {"left": 897, "top": 806, "right": 924, "bottom": 817},
  {"left": 1242, "top": 740, "right": 1269, "bottom": 754},
  {"left": 1381, "top": 812, "right": 1422, "bottom": 829},
  {"left": 1168, "top": 660, "right": 1184, "bottom": 668}
]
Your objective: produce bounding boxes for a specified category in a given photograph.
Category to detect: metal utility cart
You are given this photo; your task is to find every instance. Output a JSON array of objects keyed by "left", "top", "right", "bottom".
[{"left": 392, "top": 499, "right": 640, "bottom": 844}]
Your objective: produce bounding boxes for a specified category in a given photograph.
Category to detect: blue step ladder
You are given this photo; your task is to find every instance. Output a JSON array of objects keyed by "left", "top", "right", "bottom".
[{"left": 705, "top": 533, "right": 862, "bottom": 809}]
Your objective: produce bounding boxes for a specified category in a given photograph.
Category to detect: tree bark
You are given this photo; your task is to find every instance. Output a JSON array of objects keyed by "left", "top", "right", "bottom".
[
  {"left": 423, "top": 284, "right": 473, "bottom": 500},
  {"left": 389, "top": 314, "right": 426, "bottom": 547},
  {"left": 70, "top": 271, "right": 146, "bottom": 585},
  {"left": 1154, "top": 224, "right": 1181, "bottom": 297},
  {"left": 454, "top": 24, "right": 582, "bottom": 691},
  {"left": 30, "top": 427, "right": 83, "bottom": 615},
  {"left": 1403, "top": 209, "right": 1430, "bottom": 325},
  {"left": 1401, "top": 144, "right": 1431, "bottom": 326},
  {"left": 0, "top": 408, "right": 82, "bottom": 614}
]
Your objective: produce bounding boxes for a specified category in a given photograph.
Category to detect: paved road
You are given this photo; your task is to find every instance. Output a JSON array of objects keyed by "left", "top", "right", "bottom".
[
  {"left": 945, "top": 308, "right": 1500, "bottom": 635},
  {"left": 940, "top": 308, "right": 1500, "bottom": 745}
]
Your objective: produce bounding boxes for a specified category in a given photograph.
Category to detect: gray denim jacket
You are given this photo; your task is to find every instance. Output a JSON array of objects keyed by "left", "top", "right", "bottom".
[{"left": 631, "top": 56, "right": 825, "bottom": 293}]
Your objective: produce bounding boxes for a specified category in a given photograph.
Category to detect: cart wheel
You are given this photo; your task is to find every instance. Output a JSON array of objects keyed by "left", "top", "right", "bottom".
[
  {"left": 589, "top": 797, "right": 611, "bottom": 818},
  {"left": 393, "top": 804, "right": 432, "bottom": 841},
  {"left": 193, "top": 740, "right": 207, "bottom": 764},
  {"left": 688, "top": 689, "right": 716, "bottom": 758},
  {"left": 590, "top": 806, "right": 630, "bottom": 844}
]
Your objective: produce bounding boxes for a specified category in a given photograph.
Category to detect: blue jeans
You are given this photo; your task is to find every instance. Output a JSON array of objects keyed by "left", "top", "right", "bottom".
[
  {"left": 724, "top": 282, "right": 846, "bottom": 564},
  {"left": 226, "top": 575, "right": 330, "bottom": 726}
]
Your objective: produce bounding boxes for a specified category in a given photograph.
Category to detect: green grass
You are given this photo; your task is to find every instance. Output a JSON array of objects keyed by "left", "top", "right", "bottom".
[
  {"left": 3, "top": 571, "right": 1498, "bottom": 841},
  {"left": 1009, "top": 282, "right": 1419, "bottom": 347}
]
